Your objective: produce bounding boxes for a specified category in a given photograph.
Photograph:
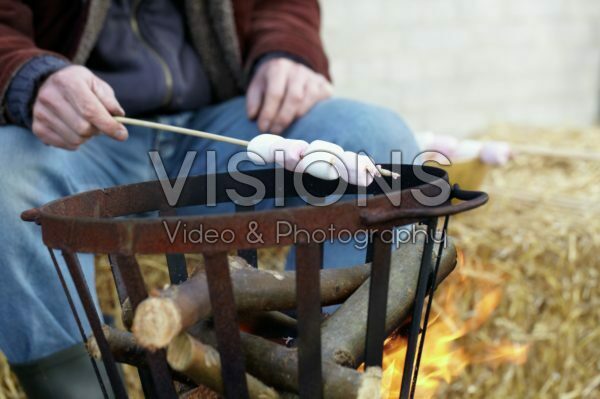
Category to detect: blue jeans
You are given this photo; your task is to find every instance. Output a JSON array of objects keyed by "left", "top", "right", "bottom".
[{"left": 0, "top": 96, "right": 418, "bottom": 363}]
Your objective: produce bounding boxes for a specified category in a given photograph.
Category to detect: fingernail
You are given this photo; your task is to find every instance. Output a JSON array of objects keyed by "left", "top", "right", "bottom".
[
  {"left": 260, "top": 120, "right": 270, "bottom": 132},
  {"left": 117, "top": 128, "right": 128, "bottom": 140},
  {"left": 271, "top": 125, "right": 282, "bottom": 134}
]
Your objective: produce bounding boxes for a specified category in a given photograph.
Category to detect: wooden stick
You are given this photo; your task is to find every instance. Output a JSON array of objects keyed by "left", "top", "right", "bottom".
[
  {"left": 511, "top": 143, "right": 600, "bottom": 162},
  {"left": 114, "top": 116, "right": 398, "bottom": 177},
  {"left": 115, "top": 116, "right": 250, "bottom": 147},
  {"left": 167, "top": 333, "right": 280, "bottom": 399},
  {"left": 321, "top": 236, "right": 457, "bottom": 367},
  {"left": 133, "top": 256, "right": 371, "bottom": 349},
  {"left": 486, "top": 188, "right": 599, "bottom": 214}
]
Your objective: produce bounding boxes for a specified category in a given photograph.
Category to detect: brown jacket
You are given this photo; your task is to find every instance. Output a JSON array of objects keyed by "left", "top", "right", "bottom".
[{"left": 0, "top": 0, "right": 330, "bottom": 124}]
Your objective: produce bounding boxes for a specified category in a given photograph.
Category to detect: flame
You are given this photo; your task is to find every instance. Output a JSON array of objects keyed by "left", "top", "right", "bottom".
[{"left": 368, "top": 249, "right": 530, "bottom": 398}]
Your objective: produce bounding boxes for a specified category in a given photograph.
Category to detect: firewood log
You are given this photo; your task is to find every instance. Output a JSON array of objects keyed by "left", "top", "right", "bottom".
[
  {"left": 86, "top": 325, "right": 196, "bottom": 387},
  {"left": 107, "top": 238, "right": 457, "bottom": 398},
  {"left": 178, "top": 385, "right": 220, "bottom": 399},
  {"left": 238, "top": 332, "right": 381, "bottom": 399},
  {"left": 239, "top": 311, "right": 298, "bottom": 339},
  {"left": 321, "top": 236, "right": 457, "bottom": 367},
  {"left": 89, "top": 324, "right": 379, "bottom": 399},
  {"left": 133, "top": 257, "right": 370, "bottom": 349},
  {"left": 167, "top": 333, "right": 280, "bottom": 399},
  {"left": 86, "top": 325, "right": 146, "bottom": 366},
  {"left": 183, "top": 327, "right": 380, "bottom": 399}
]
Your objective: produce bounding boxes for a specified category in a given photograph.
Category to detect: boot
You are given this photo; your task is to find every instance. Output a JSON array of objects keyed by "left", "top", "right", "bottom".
[{"left": 11, "top": 343, "right": 116, "bottom": 399}]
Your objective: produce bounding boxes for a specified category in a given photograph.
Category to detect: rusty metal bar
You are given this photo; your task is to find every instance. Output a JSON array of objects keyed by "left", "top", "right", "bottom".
[
  {"left": 409, "top": 216, "right": 449, "bottom": 399},
  {"left": 296, "top": 242, "right": 323, "bottom": 399},
  {"left": 165, "top": 253, "right": 188, "bottom": 284},
  {"left": 399, "top": 219, "right": 438, "bottom": 399},
  {"left": 61, "top": 250, "right": 128, "bottom": 399},
  {"left": 159, "top": 208, "right": 189, "bottom": 284},
  {"left": 204, "top": 251, "right": 249, "bottom": 399},
  {"left": 108, "top": 255, "right": 178, "bottom": 398},
  {"left": 364, "top": 232, "right": 392, "bottom": 367},
  {"left": 107, "top": 254, "right": 154, "bottom": 396},
  {"left": 365, "top": 239, "right": 374, "bottom": 263},
  {"left": 235, "top": 204, "right": 258, "bottom": 268},
  {"left": 47, "top": 248, "right": 110, "bottom": 398},
  {"left": 107, "top": 254, "right": 130, "bottom": 327}
]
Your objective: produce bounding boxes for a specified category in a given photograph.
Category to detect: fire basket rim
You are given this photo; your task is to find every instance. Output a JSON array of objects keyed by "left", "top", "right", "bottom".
[{"left": 23, "top": 164, "right": 487, "bottom": 254}]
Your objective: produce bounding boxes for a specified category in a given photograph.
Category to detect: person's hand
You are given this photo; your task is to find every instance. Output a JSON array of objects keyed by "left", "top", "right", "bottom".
[
  {"left": 246, "top": 57, "right": 333, "bottom": 134},
  {"left": 32, "top": 65, "right": 127, "bottom": 150}
]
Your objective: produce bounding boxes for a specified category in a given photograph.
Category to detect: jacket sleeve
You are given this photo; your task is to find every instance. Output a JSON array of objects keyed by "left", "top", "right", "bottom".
[
  {"left": 243, "top": 0, "right": 330, "bottom": 81},
  {"left": 0, "top": 1, "right": 68, "bottom": 124}
]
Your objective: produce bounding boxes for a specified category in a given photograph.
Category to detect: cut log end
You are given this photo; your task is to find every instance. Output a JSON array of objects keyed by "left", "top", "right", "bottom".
[
  {"left": 85, "top": 325, "right": 109, "bottom": 360},
  {"left": 85, "top": 336, "right": 101, "bottom": 360},
  {"left": 357, "top": 367, "right": 382, "bottom": 399},
  {"left": 166, "top": 333, "right": 194, "bottom": 370},
  {"left": 132, "top": 297, "right": 182, "bottom": 350},
  {"left": 331, "top": 349, "right": 355, "bottom": 368},
  {"left": 168, "top": 334, "right": 280, "bottom": 399}
]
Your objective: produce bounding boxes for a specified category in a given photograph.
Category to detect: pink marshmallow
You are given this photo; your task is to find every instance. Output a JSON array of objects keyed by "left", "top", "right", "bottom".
[
  {"left": 338, "top": 151, "right": 380, "bottom": 187},
  {"left": 271, "top": 139, "right": 310, "bottom": 171},
  {"left": 480, "top": 141, "right": 512, "bottom": 165},
  {"left": 424, "top": 134, "right": 459, "bottom": 158}
]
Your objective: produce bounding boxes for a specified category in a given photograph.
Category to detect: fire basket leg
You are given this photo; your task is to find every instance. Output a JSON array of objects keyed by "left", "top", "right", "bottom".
[
  {"left": 365, "top": 240, "right": 375, "bottom": 263},
  {"left": 108, "top": 254, "right": 177, "bottom": 399},
  {"left": 296, "top": 242, "right": 323, "bottom": 399},
  {"left": 399, "top": 219, "right": 438, "bottom": 399},
  {"left": 364, "top": 232, "right": 392, "bottom": 368},
  {"left": 409, "top": 216, "right": 449, "bottom": 398},
  {"left": 204, "top": 251, "right": 249, "bottom": 399},
  {"left": 47, "top": 249, "right": 111, "bottom": 398},
  {"left": 61, "top": 250, "right": 128, "bottom": 399}
]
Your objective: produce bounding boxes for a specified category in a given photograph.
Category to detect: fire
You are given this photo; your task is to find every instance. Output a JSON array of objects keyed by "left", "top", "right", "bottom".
[{"left": 374, "top": 249, "right": 530, "bottom": 398}]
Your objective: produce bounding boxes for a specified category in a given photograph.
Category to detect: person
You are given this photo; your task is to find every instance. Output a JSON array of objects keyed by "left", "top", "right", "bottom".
[{"left": 0, "top": 0, "right": 418, "bottom": 397}]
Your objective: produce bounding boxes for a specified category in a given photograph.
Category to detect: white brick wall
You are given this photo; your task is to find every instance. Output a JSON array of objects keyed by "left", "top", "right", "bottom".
[{"left": 321, "top": 0, "right": 600, "bottom": 136}]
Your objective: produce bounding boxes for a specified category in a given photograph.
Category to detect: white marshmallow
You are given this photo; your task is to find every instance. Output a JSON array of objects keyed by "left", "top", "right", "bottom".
[
  {"left": 297, "top": 151, "right": 341, "bottom": 180},
  {"left": 295, "top": 140, "right": 344, "bottom": 180},
  {"left": 271, "top": 139, "right": 309, "bottom": 171},
  {"left": 454, "top": 139, "right": 483, "bottom": 161},
  {"left": 303, "top": 140, "right": 344, "bottom": 157},
  {"left": 415, "top": 131, "right": 435, "bottom": 150},
  {"left": 247, "top": 134, "right": 285, "bottom": 163},
  {"left": 249, "top": 137, "right": 382, "bottom": 186}
]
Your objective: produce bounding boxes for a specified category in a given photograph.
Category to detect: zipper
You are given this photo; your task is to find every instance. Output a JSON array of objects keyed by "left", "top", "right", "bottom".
[{"left": 130, "top": 0, "right": 174, "bottom": 107}]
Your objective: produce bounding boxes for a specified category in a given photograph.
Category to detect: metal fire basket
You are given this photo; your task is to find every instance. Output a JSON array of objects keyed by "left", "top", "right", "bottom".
[{"left": 23, "top": 164, "right": 487, "bottom": 399}]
